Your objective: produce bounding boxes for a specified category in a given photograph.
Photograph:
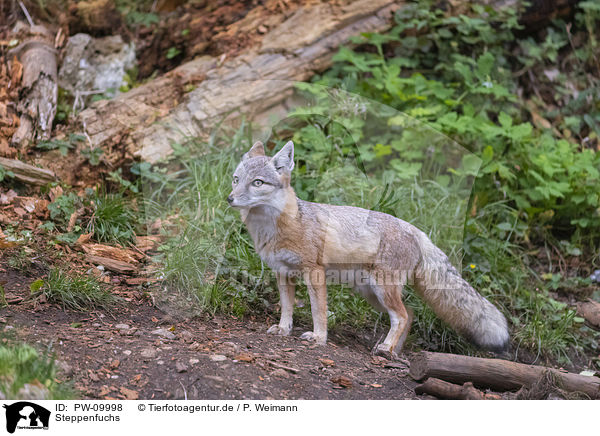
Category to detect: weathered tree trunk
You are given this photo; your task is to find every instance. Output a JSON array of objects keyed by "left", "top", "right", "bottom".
[
  {"left": 74, "top": 0, "right": 399, "bottom": 169},
  {"left": 410, "top": 351, "right": 600, "bottom": 399},
  {"left": 9, "top": 24, "right": 58, "bottom": 148}
]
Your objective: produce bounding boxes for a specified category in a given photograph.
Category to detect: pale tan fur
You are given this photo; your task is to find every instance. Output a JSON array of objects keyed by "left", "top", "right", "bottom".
[{"left": 228, "top": 141, "right": 509, "bottom": 356}]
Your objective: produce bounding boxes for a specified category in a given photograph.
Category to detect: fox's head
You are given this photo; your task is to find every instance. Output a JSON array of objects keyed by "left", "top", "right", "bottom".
[{"left": 228, "top": 141, "right": 295, "bottom": 210}]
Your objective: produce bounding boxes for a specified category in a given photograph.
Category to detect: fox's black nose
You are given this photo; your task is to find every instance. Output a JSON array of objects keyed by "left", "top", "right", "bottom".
[{"left": 227, "top": 195, "right": 234, "bottom": 204}]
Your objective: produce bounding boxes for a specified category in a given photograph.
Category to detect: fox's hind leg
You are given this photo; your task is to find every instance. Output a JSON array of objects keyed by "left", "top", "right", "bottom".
[
  {"left": 267, "top": 272, "right": 296, "bottom": 336},
  {"left": 373, "top": 283, "right": 413, "bottom": 359}
]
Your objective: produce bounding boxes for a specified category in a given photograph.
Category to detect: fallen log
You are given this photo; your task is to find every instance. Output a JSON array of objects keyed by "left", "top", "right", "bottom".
[
  {"left": 410, "top": 351, "right": 600, "bottom": 399},
  {"left": 415, "top": 378, "right": 501, "bottom": 400},
  {"left": 8, "top": 23, "right": 58, "bottom": 147},
  {"left": 0, "top": 157, "right": 57, "bottom": 185}
]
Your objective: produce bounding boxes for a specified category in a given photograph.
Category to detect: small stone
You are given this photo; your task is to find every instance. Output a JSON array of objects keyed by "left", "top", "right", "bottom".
[
  {"left": 175, "top": 361, "right": 188, "bottom": 373},
  {"left": 56, "top": 360, "right": 74, "bottom": 377},
  {"left": 189, "top": 358, "right": 199, "bottom": 365},
  {"left": 17, "top": 383, "right": 49, "bottom": 400},
  {"left": 331, "top": 375, "right": 353, "bottom": 388},
  {"left": 204, "top": 375, "right": 224, "bottom": 382},
  {"left": 115, "top": 323, "right": 130, "bottom": 330},
  {"left": 140, "top": 348, "right": 157, "bottom": 359},
  {"left": 319, "top": 358, "right": 335, "bottom": 367},
  {"left": 179, "top": 330, "right": 194, "bottom": 342},
  {"left": 209, "top": 354, "right": 227, "bottom": 362},
  {"left": 122, "top": 350, "right": 132, "bottom": 356},
  {"left": 271, "top": 368, "right": 289, "bottom": 378},
  {"left": 151, "top": 328, "right": 176, "bottom": 340},
  {"left": 234, "top": 352, "right": 254, "bottom": 363}
]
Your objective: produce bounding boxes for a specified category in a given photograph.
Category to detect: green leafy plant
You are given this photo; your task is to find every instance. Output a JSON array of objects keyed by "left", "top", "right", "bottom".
[
  {"left": 0, "top": 165, "right": 14, "bottom": 182},
  {"left": 0, "top": 341, "right": 74, "bottom": 399},
  {"left": 37, "top": 134, "right": 85, "bottom": 156}
]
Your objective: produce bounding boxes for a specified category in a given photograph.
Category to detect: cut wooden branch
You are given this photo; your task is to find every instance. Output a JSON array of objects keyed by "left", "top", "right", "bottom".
[
  {"left": 81, "top": 243, "right": 144, "bottom": 263},
  {"left": 267, "top": 360, "right": 300, "bottom": 374},
  {"left": 0, "top": 157, "right": 57, "bottom": 185},
  {"left": 8, "top": 24, "right": 58, "bottom": 147},
  {"left": 415, "top": 378, "right": 501, "bottom": 400},
  {"left": 85, "top": 254, "right": 138, "bottom": 275},
  {"left": 410, "top": 351, "right": 600, "bottom": 399}
]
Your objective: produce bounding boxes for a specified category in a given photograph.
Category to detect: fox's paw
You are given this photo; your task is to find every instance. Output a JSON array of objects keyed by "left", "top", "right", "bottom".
[
  {"left": 373, "top": 344, "right": 402, "bottom": 361},
  {"left": 300, "top": 331, "right": 326, "bottom": 345},
  {"left": 267, "top": 324, "right": 292, "bottom": 336}
]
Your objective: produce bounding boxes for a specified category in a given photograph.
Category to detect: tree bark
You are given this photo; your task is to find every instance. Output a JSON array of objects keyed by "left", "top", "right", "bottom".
[
  {"left": 9, "top": 24, "right": 58, "bottom": 148},
  {"left": 410, "top": 351, "right": 600, "bottom": 399}
]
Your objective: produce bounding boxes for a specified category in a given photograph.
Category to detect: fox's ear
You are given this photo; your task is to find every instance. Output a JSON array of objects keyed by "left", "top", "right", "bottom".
[
  {"left": 272, "top": 141, "right": 294, "bottom": 174},
  {"left": 243, "top": 141, "right": 265, "bottom": 160}
]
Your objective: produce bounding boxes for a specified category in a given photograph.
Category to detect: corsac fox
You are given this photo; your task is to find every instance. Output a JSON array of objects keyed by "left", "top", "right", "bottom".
[{"left": 228, "top": 141, "right": 509, "bottom": 357}]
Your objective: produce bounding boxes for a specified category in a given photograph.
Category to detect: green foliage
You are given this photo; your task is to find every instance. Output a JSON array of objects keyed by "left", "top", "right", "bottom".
[
  {"left": 0, "top": 284, "right": 7, "bottom": 308},
  {"left": 37, "top": 134, "right": 85, "bottom": 156},
  {"left": 311, "top": 1, "right": 600, "bottom": 246},
  {"left": 55, "top": 88, "right": 73, "bottom": 124},
  {"left": 39, "top": 269, "right": 120, "bottom": 312},
  {"left": 81, "top": 147, "right": 104, "bottom": 166},
  {"left": 0, "top": 165, "right": 14, "bottom": 182},
  {"left": 166, "top": 46, "right": 182, "bottom": 60},
  {"left": 48, "top": 192, "right": 82, "bottom": 227},
  {"left": 115, "top": 0, "right": 159, "bottom": 27},
  {"left": 0, "top": 341, "right": 74, "bottom": 399}
]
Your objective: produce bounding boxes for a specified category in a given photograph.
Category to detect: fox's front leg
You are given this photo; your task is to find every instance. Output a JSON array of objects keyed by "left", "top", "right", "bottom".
[
  {"left": 267, "top": 272, "right": 296, "bottom": 336},
  {"left": 300, "top": 267, "right": 328, "bottom": 345}
]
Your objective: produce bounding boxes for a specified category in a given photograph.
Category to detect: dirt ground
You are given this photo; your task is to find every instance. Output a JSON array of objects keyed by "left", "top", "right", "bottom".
[{"left": 0, "top": 265, "right": 422, "bottom": 400}]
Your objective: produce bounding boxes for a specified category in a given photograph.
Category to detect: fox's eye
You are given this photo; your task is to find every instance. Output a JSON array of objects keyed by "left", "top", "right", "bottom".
[
  {"left": 233, "top": 176, "right": 239, "bottom": 185},
  {"left": 252, "top": 179, "right": 264, "bottom": 187}
]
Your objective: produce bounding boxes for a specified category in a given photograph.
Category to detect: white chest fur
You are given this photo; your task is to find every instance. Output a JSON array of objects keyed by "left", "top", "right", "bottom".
[{"left": 241, "top": 206, "right": 301, "bottom": 274}]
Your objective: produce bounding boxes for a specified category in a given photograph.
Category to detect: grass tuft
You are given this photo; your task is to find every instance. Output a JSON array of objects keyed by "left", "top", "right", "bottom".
[{"left": 40, "top": 269, "right": 120, "bottom": 311}]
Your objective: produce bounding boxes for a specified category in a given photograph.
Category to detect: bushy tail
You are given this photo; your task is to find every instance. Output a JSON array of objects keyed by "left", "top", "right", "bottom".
[{"left": 412, "top": 231, "right": 509, "bottom": 351}]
